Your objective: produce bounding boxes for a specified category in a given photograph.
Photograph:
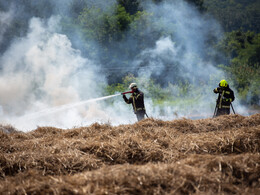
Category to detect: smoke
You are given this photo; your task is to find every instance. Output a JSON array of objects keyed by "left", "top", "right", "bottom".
[
  {"left": 0, "top": 16, "right": 107, "bottom": 130},
  {"left": 0, "top": 10, "right": 13, "bottom": 44},
  {"left": 0, "top": 0, "right": 251, "bottom": 131},
  {"left": 127, "top": 1, "right": 223, "bottom": 118},
  {"left": 134, "top": 1, "right": 223, "bottom": 80}
]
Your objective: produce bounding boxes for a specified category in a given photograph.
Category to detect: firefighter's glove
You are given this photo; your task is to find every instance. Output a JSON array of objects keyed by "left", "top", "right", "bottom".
[
  {"left": 122, "top": 94, "right": 127, "bottom": 101},
  {"left": 214, "top": 87, "right": 224, "bottom": 93}
]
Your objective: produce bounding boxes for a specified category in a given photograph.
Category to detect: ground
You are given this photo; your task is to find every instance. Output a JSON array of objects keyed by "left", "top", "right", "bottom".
[{"left": 0, "top": 114, "right": 259, "bottom": 194}]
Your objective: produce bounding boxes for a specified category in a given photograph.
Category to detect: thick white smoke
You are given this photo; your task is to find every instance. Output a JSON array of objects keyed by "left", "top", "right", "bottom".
[
  {"left": 0, "top": 16, "right": 110, "bottom": 131},
  {"left": 0, "top": 0, "right": 250, "bottom": 132},
  {"left": 135, "top": 1, "right": 224, "bottom": 81},
  {"left": 129, "top": 1, "right": 250, "bottom": 119},
  {"left": 129, "top": 1, "right": 223, "bottom": 119}
]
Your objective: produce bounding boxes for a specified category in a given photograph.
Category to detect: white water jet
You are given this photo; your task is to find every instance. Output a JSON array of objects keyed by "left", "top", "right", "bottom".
[{"left": 17, "top": 94, "right": 121, "bottom": 120}]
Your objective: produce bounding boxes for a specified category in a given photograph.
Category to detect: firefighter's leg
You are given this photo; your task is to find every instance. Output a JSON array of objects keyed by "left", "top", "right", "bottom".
[
  {"left": 216, "top": 108, "right": 225, "bottom": 116},
  {"left": 216, "top": 108, "right": 230, "bottom": 116},
  {"left": 136, "top": 111, "right": 145, "bottom": 121},
  {"left": 224, "top": 108, "right": 230, "bottom": 115}
]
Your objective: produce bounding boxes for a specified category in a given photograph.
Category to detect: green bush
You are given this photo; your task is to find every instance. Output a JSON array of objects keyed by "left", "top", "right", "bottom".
[{"left": 217, "top": 31, "right": 260, "bottom": 105}]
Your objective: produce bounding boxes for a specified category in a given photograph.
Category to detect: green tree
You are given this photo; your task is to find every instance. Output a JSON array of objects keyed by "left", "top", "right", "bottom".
[
  {"left": 218, "top": 31, "right": 260, "bottom": 105},
  {"left": 204, "top": 0, "right": 260, "bottom": 32},
  {"left": 117, "top": 0, "right": 141, "bottom": 15},
  {"left": 186, "top": 0, "right": 205, "bottom": 12},
  {"left": 78, "top": 4, "right": 137, "bottom": 45}
]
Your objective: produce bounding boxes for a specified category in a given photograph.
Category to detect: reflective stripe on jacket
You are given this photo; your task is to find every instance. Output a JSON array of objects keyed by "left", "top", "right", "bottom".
[
  {"left": 213, "top": 87, "right": 235, "bottom": 108},
  {"left": 213, "top": 87, "right": 235, "bottom": 109},
  {"left": 123, "top": 89, "right": 145, "bottom": 113}
]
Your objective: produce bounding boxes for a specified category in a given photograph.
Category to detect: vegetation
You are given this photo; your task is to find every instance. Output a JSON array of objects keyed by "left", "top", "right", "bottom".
[
  {"left": 1, "top": 2, "right": 259, "bottom": 194},
  {"left": 75, "top": 0, "right": 260, "bottom": 105},
  {"left": 204, "top": 0, "right": 260, "bottom": 33},
  {"left": 217, "top": 31, "right": 260, "bottom": 105},
  {"left": 105, "top": 74, "right": 198, "bottom": 98},
  {"left": 0, "top": 0, "right": 259, "bottom": 105},
  {"left": 0, "top": 114, "right": 259, "bottom": 194}
]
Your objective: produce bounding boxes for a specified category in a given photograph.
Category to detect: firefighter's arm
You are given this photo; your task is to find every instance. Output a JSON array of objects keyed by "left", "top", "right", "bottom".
[
  {"left": 213, "top": 88, "right": 218, "bottom": 93},
  {"left": 123, "top": 95, "right": 132, "bottom": 104},
  {"left": 213, "top": 87, "right": 223, "bottom": 94}
]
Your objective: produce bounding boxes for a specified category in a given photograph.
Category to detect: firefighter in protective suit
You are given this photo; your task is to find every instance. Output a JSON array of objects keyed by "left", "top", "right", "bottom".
[
  {"left": 213, "top": 80, "right": 235, "bottom": 117},
  {"left": 123, "top": 83, "right": 146, "bottom": 121}
]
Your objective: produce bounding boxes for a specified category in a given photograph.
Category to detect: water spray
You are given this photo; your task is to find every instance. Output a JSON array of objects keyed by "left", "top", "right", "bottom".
[{"left": 19, "top": 94, "right": 122, "bottom": 120}]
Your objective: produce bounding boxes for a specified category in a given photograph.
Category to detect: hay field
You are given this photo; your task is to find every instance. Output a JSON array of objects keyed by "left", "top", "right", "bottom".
[{"left": 0, "top": 114, "right": 259, "bottom": 194}]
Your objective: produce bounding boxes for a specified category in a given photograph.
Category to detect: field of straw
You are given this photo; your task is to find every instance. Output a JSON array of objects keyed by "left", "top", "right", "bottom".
[{"left": 0, "top": 114, "right": 259, "bottom": 194}]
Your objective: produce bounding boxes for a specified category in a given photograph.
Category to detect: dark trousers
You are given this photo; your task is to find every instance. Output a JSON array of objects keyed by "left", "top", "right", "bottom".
[
  {"left": 136, "top": 110, "right": 145, "bottom": 121},
  {"left": 216, "top": 108, "right": 230, "bottom": 116}
]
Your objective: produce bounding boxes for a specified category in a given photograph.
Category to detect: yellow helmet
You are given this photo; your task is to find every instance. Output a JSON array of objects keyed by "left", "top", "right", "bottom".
[{"left": 219, "top": 80, "right": 228, "bottom": 87}]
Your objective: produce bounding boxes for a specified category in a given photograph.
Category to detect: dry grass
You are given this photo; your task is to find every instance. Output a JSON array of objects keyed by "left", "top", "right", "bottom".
[
  {"left": 0, "top": 114, "right": 259, "bottom": 194},
  {"left": 0, "top": 124, "right": 19, "bottom": 134}
]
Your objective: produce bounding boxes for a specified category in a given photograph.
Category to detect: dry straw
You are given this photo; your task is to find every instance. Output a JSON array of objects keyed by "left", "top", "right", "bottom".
[{"left": 0, "top": 114, "right": 259, "bottom": 194}]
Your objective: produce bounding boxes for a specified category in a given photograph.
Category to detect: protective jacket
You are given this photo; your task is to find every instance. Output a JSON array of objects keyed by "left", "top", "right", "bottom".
[
  {"left": 123, "top": 89, "right": 146, "bottom": 121},
  {"left": 213, "top": 86, "right": 235, "bottom": 116}
]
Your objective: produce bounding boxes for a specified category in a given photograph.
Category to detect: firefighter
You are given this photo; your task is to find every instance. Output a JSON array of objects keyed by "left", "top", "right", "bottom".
[
  {"left": 122, "top": 83, "right": 146, "bottom": 121},
  {"left": 213, "top": 79, "right": 235, "bottom": 117}
]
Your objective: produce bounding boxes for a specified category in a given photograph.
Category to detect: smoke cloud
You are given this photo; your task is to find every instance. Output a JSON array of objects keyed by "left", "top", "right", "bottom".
[
  {"left": 0, "top": 0, "right": 249, "bottom": 131},
  {"left": 0, "top": 16, "right": 108, "bottom": 130},
  {"left": 0, "top": 10, "right": 13, "bottom": 44}
]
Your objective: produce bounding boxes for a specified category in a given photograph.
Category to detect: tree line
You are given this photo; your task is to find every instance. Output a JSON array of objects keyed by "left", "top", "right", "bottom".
[{"left": 0, "top": 0, "right": 259, "bottom": 105}]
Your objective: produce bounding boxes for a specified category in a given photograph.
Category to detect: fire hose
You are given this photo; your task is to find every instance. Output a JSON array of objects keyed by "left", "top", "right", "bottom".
[{"left": 121, "top": 91, "right": 133, "bottom": 95}]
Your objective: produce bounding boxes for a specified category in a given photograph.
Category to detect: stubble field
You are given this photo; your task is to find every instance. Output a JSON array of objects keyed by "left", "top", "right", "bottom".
[{"left": 0, "top": 114, "right": 259, "bottom": 194}]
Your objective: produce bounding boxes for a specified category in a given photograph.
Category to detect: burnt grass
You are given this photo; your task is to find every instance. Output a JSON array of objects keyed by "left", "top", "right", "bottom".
[{"left": 0, "top": 114, "right": 259, "bottom": 194}]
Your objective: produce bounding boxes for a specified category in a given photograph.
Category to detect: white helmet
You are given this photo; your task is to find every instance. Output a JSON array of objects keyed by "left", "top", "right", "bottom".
[{"left": 129, "top": 83, "right": 137, "bottom": 89}]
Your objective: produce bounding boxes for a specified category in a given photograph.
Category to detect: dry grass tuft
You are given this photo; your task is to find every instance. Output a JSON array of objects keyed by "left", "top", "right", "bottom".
[
  {"left": 0, "top": 124, "right": 19, "bottom": 134},
  {"left": 0, "top": 114, "right": 259, "bottom": 194}
]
